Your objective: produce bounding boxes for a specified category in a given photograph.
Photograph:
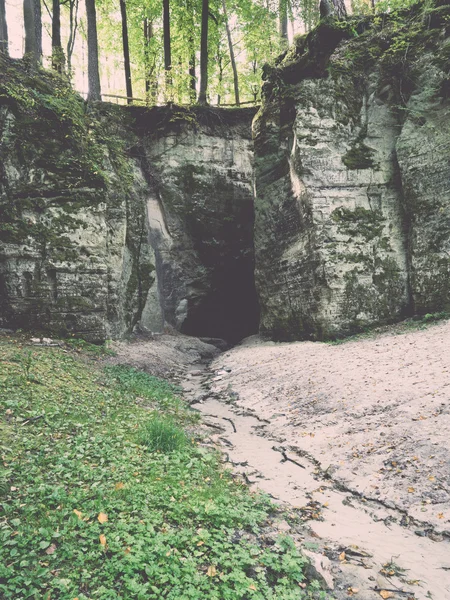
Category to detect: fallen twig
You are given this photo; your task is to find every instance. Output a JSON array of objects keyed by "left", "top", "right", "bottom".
[
  {"left": 219, "top": 436, "right": 234, "bottom": 448},
  {"left": 281, "top": 451, "right": 306, "bottom": 469},
  {"left": 223, "top": 417, "right": 237, "bottom": 433},
  {"left": 372, "top": 587, "right": 414, "bottom": 597},
  {"left": 204, "top": 422, "right": 225, "bottom": 431},
  {"left": 21, "top": 414, "right": 45, "bottom": 426}
]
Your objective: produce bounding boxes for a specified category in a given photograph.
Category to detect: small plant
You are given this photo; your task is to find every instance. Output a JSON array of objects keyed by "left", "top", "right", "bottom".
[
  {"left": 138, "top": 415, "right": 188, "bottom": 452},
  {"left": 422, "top": 311, "right": 449, "bottom": 323},
  {"left": 380, "top": 558, "right": 408, "bottom": 578},
  {"left": 0, "top": 469, "right": 10, "bottom": 497},
  {"left": 11, "top": 349, "right": 35, "bottom": 383},
  {"left": 66, "top": 337, "right": 116, "bottom": 357}
]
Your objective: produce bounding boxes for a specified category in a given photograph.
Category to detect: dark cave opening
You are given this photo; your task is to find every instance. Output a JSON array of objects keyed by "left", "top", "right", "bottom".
[
  {"left": 174, "top": 172, "right": 260, "bottom": 345},
  {"left": 180, "top": 257, "right": 260, "bottom": 345}
]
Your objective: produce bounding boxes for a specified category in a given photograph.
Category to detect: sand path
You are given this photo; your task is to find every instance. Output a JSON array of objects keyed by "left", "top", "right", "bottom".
[{"left": 186, "top": 321, "right": 450, "bottom": 599}]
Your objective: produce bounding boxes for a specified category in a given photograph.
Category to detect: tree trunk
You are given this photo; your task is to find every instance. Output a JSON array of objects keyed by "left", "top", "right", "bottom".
[
  {"left": 197, "top": 0, "right": 209, "bottom": 105},
  {"left": 252, "top": 59, "right": 258, "bottom": 103},
  {"left": 52, "top": 0, "right": 65, "bottom": 71},
  {"left": 163, "top": 0, "right": 171, "bottom": 92},
  {"left": 187, "top": 0, "right": 196, "bottom": 103},
  {"left": 144, "top": 18, "right": 158, "bottom": 102},
  {"left": 144, "top": 18, "right": 150, "bottom": 93},
  {"left": 120, "top": 0, "right": 132, "bottom": 103},
  {"left": 23, "top": 0, "right": 42, "bottom": 63},
  {"left": 217, "top": 51, "right": 223, "bottom": 105},
  {"left": 67, "top": 0, "right": 79, "bottom": 75},
  {"left": 279, "top": 0, "right": 288, "bottom": 48},
  {"left": 222, "top": 0, "right": 239, "bottom": 106},
  {"left": 86, "top": 0, "right": 101, "bottom": 101},
  {"left": 188, "top": 41, "right": 196, "bottom": 102},
  {"left": 0, "top": 0, "right": 8, "bottom": 55},
  {"left": 332, "top": 0, "right": 347, "bottom": 19}
]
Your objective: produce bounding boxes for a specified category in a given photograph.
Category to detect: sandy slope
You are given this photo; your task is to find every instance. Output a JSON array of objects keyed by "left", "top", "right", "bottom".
[{"left": 210, "top": 321, "right": 450, "bottom": 536}]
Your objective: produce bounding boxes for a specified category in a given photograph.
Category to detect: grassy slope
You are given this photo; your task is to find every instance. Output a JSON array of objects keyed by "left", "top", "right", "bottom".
[{"left": 0, "top": 336, "right": 324, "bottom": 600}]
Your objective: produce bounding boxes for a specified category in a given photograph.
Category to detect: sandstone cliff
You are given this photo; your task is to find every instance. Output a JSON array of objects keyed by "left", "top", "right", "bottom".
[
  {"left": 2, "top": 0, "right": 450, "bottom": 344},
  {"left": 254, "top": 0, "right": 450, "bottom": 339},
  {"left": 0, "top": 57, "right": 257, "bottom": 342}
]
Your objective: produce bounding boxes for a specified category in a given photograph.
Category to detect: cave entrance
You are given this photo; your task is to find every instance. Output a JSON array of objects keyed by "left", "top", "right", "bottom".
[
  {"left": 176, "top": 175, "right": 260, "bottom": 345},
  {"left": 181, "top": 257, "right": 260, "bottom": 345}
]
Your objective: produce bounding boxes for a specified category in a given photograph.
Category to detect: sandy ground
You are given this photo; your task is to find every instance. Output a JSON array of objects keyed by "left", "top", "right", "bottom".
[
  {"left": 107, "top": 332, "right": 221, "bottom": 379},
  {"left": 210, "top": 322, "right": 450, "bottom": 536}
]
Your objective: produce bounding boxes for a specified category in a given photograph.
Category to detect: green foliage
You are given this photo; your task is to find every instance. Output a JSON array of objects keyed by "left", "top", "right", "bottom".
[
  {"left": 104, "top": 365, "right": 187, "bottom": 416},
  {"left": 421, "top": 311, "right": 450, "bottom": 323},
  {"left": 342, "top": 142, "right": 377, "bottom": 170},
  {"left": 65, "top": 338, "right": 116, "bottom": 357},
  {"left": 0, "top": 337, "right": 323, "bottom": 599},
  {"left": 138, "top": 415, "right": 188, "bottom": 452},
  {"left": 331, "top": 206, "right": 385, "bottom": 241}
]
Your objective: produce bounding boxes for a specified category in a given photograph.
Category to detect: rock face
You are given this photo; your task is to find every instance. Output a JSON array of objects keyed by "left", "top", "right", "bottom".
[
  {"left": 254, "top": 2, "right": 450, "bottom": 339},
  {"left": 0, "top": 58, "right": 258, "bottom": 342},
  {"left": 2, "top": 1, "right": 450, "bottom": 344},
  {"left": 135, "top": 108, "right": 259, "bottom": 343}
]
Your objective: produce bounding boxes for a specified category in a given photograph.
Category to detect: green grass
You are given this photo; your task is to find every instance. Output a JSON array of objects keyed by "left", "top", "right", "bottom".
[
  {"left": 138, "top": 415, "right": 188, "bottom": 453},
  {"left": 0, "top": 336, "right": 326, "bottom": 600}
]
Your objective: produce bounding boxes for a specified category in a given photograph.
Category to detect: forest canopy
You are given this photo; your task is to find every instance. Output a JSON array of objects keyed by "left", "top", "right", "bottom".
[{"left": 0, "top": 0, "right": 419, "bottom": 105}]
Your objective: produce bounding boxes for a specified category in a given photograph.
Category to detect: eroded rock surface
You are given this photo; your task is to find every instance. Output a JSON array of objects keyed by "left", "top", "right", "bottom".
[
  {"left": 254, "top": 4, "right": 450, "bottom": 340},
  {"left": 0, "top": 58, "right": 257, "bottom": 342}
]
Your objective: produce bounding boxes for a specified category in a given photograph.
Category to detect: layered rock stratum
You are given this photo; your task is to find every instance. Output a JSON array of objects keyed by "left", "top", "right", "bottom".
[
  {"left": 254, "top": 0, "right": 450, "bottom": 339},
  {"left": 2, "top": 0, "right": 450, "bottom": 342},
  {"left": 0, "top": 60, "right": 257, "bottom": 342}
]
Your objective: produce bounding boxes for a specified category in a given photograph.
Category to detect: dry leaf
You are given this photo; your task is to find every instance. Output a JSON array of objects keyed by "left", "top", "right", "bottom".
[
  {"left": 339, "top": 551, "right": 346, "bottom": 561},
  {"left": 197, "top": 541, "right": 205, "bottom": 546},
  {"left": 428, "top": 476, "right": 435, "bottom": 482},
  {"left": 97, "top": 512, "right": 108, "bottom": 524},
  {"left": 45, "top": 544, "right": 57, "bottom": 555},
  {"left": 248, "top": 584, "right": 257, "bottom": 591},
  {"left": 438, "top": 513, "right": 444, "bottom": 519},
  {"left": 99, "top": 534, "right": 107, "bottom": 546},
  {"left": 124, "top": 547, "right": 131, "bottom": 555},
  {"left": 207, "top": 565, "right": 217, "bottom": 577},
  {"left": 115, "top": 482, "right": 125, "bottom": 490},
  {"left": 73, "top": 509, "right": 83, "bottom": 519},
  {"left": 379, "top": 591, "right": 394, "bottom": 599},
  {"left": 408, "top": 487, "right": 415, "bottom": 493}
]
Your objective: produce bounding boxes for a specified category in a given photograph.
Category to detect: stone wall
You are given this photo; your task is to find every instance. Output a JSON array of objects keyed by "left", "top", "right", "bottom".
[
  {"left": 0, "top": 61, "right": 257, "bottom": 342},
  {"left": 0, "top": 63, "right": 153, "bottom": 342},
  {"left": 135, "top": 108, "right": 259, "bottom": 343},
  {"left": 253, "top": 2, "right": 450, "bottom": 340}
]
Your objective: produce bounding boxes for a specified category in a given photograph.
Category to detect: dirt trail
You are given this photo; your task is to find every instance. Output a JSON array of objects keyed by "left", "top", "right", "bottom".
[{"left": 182, "top": 321, "right": 450, "bottom": 599}]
